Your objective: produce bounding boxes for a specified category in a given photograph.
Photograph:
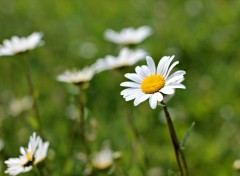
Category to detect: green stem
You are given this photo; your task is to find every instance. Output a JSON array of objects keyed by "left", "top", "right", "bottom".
[
  {"left": 162, "top": 103, "right": 188, "bottom": 176},
  {"left": 78, "top": 86, "right": 89, "bottom": 156},
  {"left": 33, "top": 165, "right": 42, "bottom": 176},
  {"left": 22, "top": 56, "right": 43, "bottom": 136}
]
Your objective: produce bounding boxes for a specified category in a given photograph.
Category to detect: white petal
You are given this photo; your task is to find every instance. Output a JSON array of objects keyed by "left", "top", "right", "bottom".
[
  {"left": 133, "top": 93, "right": 151, "bottom": 106},
  {"left": 120, "top": 82, "right": 140, "bottom": 88},
  {"left": 165, "top": 84, "right": 186, "bottom": 89},
  {"left": 164, "top": 61, "right": 179, "bottom": 78},
  {"left": 120, "top": 88, "right": 140, "bottom": 95},
  {"left": 165, "top": 70, "right": 186, "bottom": 85},
  {"left": 146, "top": 56, "right": 156, "bottom": 74},
  {"left": 125, "top": 73, "right": 142, "bottom": 83},
  {"left": 125, "top": 92, "right": 143, "bottom": 101},
  {"left": 134, "top": 94, "right": 151, "bottom": 106},
  {"left": 157, "top": 56, "right": 170, "bottom": 75},
  {"left": 141, "top": 65, "right": 151, "bottom": 76},
  {"left": 149, "top": 95, "right": 158, "bottom": 109},
  {"left": 135, "top": 66, "right": 146, "bottom": 79},
  {"left": 161, "top": 56, "right": 175, "bottom": 77},
  {"left": 160, "top": 87, "right": 175, "bottom": 95},
  {"left": 153, "top": 92, "right": 163, "bottom": 102}
]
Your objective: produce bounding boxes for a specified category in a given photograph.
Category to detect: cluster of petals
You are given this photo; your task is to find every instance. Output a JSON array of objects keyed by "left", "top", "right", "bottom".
[
  {"left": 57, "top": 66, "right": 95, "bottom": 84},
  {"left": 5, "top": 132, "right": 49, "bottom": 176},
  {"left": 94, "top": 47, "right": 146, "bottom": 73},
  {"left": 0, "top": 32, "right": 44, "bottom": 56},
  {"left": 9, "top": 96, "right": 33, "bottom": 117},
  {"left": 92, "top": 148, "right": 113, "bottom": 170},
  {"left": 120, "top": 55, "right": 186, "bottom": 109},
  {"left": 92, "top": 147, "right": 121, "bottom": 170},
  {"left": 104, "top": 26, "right": 152, "bottom": 45}
]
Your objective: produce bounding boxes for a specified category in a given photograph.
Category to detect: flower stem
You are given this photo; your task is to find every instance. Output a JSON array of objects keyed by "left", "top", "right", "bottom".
[
  {"left": 22, "top": 56, "right": 43, "bottom": 136},
  {"left": 78, "top": 86, "right": 89, "bottom": 156},
  {"left": 33, "top": 165, "right": 42, "bottom": 176},
  {"left": 162, "top": 102, "right": 188, "bottom": 176}
]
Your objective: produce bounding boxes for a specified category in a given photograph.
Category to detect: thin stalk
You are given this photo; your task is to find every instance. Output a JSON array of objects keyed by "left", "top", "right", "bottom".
[
  {"left": 22, "top": 57, "right": 43, "bottom": 136},
  {"left": 162, "top": 103, "right": 188, "bottom": 176},
  {"left": 33, "top": 165, "right": 42, "bottom": 176},
  {"left": 78, "top": 86, "right": 89, "bottom": 156}
]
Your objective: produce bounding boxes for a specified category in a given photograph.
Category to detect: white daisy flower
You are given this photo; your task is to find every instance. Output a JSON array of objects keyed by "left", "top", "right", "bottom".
[
  {"left": 0, "top": 32, "right": 44, "bottom": 56},
  {"left": 92, "top": 148, "right": 113, "bottom": 170},
  {"left": 57, "top": 66, "right": 95, "bottom": 85},
  {"left": 5, "top": 132, "right": 49, "bottom": 176},
  {"left": 233, "top": 159, "right": 240, "bottom": 171},
  {"left": 94, "top": 48, "right": 146, "bottom": 73},
  {"left": 120, "top": 55, "right": 186, "bottom": 109},
  {"left": 9, "top": 96, "right": 33, "bottom": 117},
  {"left": 104, "top": 26, "right": 152, "bottom": 45}
]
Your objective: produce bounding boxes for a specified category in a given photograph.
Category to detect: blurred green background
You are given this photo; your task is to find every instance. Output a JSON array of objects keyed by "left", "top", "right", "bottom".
[{"left": 1, "top": 0, "right": 240, "bottom": 175}]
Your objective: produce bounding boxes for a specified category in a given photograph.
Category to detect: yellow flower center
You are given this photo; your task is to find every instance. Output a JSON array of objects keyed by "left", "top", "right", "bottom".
[
  {"left": 141, "top": 74, "right": 165, "bottom": 94},
  {"left": 26, "top": 152, "right": 33, "bottom": 161}
]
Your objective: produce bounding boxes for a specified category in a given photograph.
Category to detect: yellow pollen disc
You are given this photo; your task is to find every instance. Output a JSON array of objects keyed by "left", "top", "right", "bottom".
[
  {"left": 26, "top": 152, "right": 33, "bottom": 161},
  {"left": 141, "top": 74, "right": 165, "bottom": 94}
]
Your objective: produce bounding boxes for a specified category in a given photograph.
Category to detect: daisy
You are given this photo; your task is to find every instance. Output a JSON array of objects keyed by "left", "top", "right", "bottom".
[
  {"left": 9, "top": 96, "right": 33, "bottom": 117},
  {"left": 0, "top": 32, "right": 44, "bottom": 56},
  {"left": 233, "top": 159, "right": 240, "bottom": 171},
  {"left": 120, "top": 55, "right": 186, "bottom": 109},
  {"left": 5, "top": 132, "right": 49, "bottom": 176},
  {"left": 92, "top": 148, "right": 113, "bottom": 170},
  {"left": 104, "top": 26, "right": 152, "bottom": 45},
  {"left": 57, "top": 66, "right": 95, "bottom": 85},
  {"left": 94, "top": 48, "right": 146, "bottom": 73}
]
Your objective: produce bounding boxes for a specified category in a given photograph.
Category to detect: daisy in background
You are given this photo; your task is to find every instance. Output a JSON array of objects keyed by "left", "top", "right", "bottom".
[
  {"left": 92, "top": 146, "right": 121, "bottom": 170},
  {"left": 104, "top": 26, "right": 152, "bottom": 45},
  {"left": 57, "top": 66, "right": 95, "bottom": 86},
  {"left": 0, "top": 32, "right": 44, "bottom": 56},
  {"left": 120, "top": 55, "right": 186, "bottom": 109},
  {"left": 5, "top": 132, "right": 49, "bottom": 176},
  {"left": 8, "top": 96, "right": 33, "bottom": 117},
  {"left": 94, "top": 47, "right": 147, "bottom": 73}
]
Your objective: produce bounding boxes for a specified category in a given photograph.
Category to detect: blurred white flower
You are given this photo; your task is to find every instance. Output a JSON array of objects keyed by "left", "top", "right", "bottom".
[
  {"left": 94, "top": 48, "right": 146, "bottom": 73},
  {"left": 9, "top": 96, "right": 33, "bottom": 117},
  {"left": 0, "top": 32, "right": 44, "bottom": 56},
  {"left": 120, "top": 55, "right": 186, "bottom": 109},
  {"left": 104, "top": 26, "right": 152, "bottom": 45},
  {"left": 92, "top": 148, "right": 113, "bottom": 170},
  {"left": 57, "top": 66, "right": 95, "bottom": 85},
  {"left": 233, "top": 159, "right": 240, "bottom": 171},
  {"left": 5, "top": 132, "right": 49, "bottom": 176}
]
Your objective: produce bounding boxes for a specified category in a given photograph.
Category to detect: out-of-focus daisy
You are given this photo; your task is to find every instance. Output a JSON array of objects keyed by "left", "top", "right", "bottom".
[
  {"left": 92, "top": 148, "right": 113, "bottom": 170},
  {"left": 120, "top": 55, "right": 186, "bottom": 109},
  {"left": 94, "top": 48, "right": 146, "bottom": 73},
  {"left": 92, "top": 146, "right": 121, "bottom": 171},
  {"left": 104, "top": 26, "right": 152, "bottom": 45},
  {"left": 5, "top": 132, "right": 49, "bottom": 176},
  {"left": 233, "top": 159, "right": 240, "bottom": 171},
  {"left": 8, "top": 96, "right": 33, "bottom": 117},
  {"left": 0, "top": 32, "right": 44, "bottom": 56},
  {"left": 57, "top": 66, "right": 95, "bottom": 85}
]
